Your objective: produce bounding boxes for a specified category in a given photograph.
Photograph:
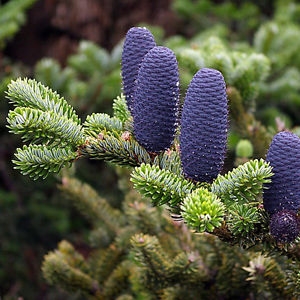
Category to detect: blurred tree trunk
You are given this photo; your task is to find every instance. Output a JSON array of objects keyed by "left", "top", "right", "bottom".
[{"left": 5, "top": 0, "right": 180, "bottom": 65}]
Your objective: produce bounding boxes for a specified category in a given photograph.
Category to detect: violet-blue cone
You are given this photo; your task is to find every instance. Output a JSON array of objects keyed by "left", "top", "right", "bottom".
[
  {"left": 121, "top": 27, "right": 156, "bottom": 113},
  {"left": 133, "top": 46, "right": 180, "bottom": 153},
  {"left": 263, "top": 131, "right": 300, "bottom": 215},
  {"left": 180, "top": 68, "right": 228, "bottom": 183},
  {"left": 269, "top": 210, "right": 300, "bottom": 243}
]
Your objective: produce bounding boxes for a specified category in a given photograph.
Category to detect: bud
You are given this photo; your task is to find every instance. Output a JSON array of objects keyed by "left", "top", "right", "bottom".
[
  {"left": 121, "top": 27, "right": 156, "bottom": 113},
  {"left": 180, "top": 68, "right": 228, "bottom": 182},
  {"left": 181, "top": 187, "right": 225, "bottom": 232},
  {"left": 236, "top": 139, "right": 253, "bottom": 158},
  {"left": 133, "top": 46, "right": 180, "bottom": 153}
]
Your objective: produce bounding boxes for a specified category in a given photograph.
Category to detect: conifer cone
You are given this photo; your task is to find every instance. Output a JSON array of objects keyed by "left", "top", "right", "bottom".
[
  {"left": 263, "top": 131, "right": 300, "bottom": 215},
  {"left": 179, "top": 68, "right": 228, "bottom": 182},
  {"left": 269, "top": 210, "right": 300, "bottom": 243},
  {"left": 121, "top": 27, "right": 156, "bottom": 113},
  {"left": 133, "top": 46, "right": 180, "bottom": 153}
]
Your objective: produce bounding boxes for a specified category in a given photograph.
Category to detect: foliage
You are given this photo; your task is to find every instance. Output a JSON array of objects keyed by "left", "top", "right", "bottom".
[
  {"left": 0, "top": 1, "right": 80, "bottom": 298},
  {"left": 34, "top": 40, "right": 123, "bottom": 117},
  {"left": 5, "top": 76, "right": 274, "bottom": 246},
  {"left": 131, "top": 163, "right": 195, "bottom": 208},
  {"left": 211, "top": 159, "right": 273, "bottom": 205},
  {"left": 181, "top": 187, "right": 225, "bottom": 232},
  {"left": 170, "top": 34, "right": 270, "bottom": 111},
  {"left": 171, "top": 0, "right": 263, "bottom": 39},
  {"left": 0, "top": 0, "right": 37, "bottom": 48},
  {"left": 40, "top": 173, "right": 300, "bottom": 299},
  {"left": 4, "top": 0, "right": 300, "bottom": 298},
  {"left": 253, "top": 0, "right": 300, "bottom": 127}
]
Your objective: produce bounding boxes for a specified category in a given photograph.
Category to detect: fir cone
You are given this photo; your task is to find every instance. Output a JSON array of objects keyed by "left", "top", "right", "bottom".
[
  {"left": 269, "top": 210, "right": 300, "bottom": 243},
  {"left": 179, "top": 68, "right": 228, "bottom": 182},
  {"left": 121, "top": 27, "right": 156, "bottom": 113},
  {"left": 133, "top": 46, "right": 180, "bottom": 153},
  {"left": 263, "top": 131, "right": 300, "bottom": 215}
]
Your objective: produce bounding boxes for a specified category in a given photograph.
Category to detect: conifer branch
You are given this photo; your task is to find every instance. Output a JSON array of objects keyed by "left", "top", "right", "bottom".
[
  {"left": 226, "top": 203, "right": 268, "bottom": 241},
  {"left": 6, "top": 78, "right": 80, "bottom": 124},
  {"left": 243, "top": 254, "right": 290, "bottom": 298},
  {"left": 213, "top": 240, "right": 250, "bottom": 297},
  {"left": 211, "top": 159, "right": 273, "bottom": 205},
  {"left": 42, "top": 241, "right": 102, "bottom": 298},
  {"left": 152, "top": 149, "right": 183, "bottom": 175},
  {"left": 112, "top": 94, "right": 131, "bottom": 123},
  {"left": 0, "top": 0, "right": 37, "bottom": 48},
  {"left": 7, "top": 107, "right": 84, "bottom": 146},
  {"left": 166, "top": 252, "right": 210, "bottom": 284},
  {"left": 130, "top": 234, "right": 171, "bottom": 286},
  {"left": 286, "top": 261, "right": 300, "bottom": 297},
  {"left": 60, "top": 176, "right": 125, "bottom": 233},
  {"left": 79, "top": 135, "right": 152, "bottom": 167},
  {"left": 102, "top": 261, "right": 133, "bottom": 299},
  {"left": 124, "top": 200, "right": 169, "bottom": 237},
  {"left": 91, "top": 243, "right": 125, "bottom": 286},
  {"left": 181, "top": 188, "right": 225, "bottom": 233},
  {"left": 83, "top": 112, "right": 123, "bottom": 137},
  {"left": 130, "top": 163, "right": 196, "bottom": 207},
  {"left": 13, "top": 144, "right": 77, "bottom": 180}
]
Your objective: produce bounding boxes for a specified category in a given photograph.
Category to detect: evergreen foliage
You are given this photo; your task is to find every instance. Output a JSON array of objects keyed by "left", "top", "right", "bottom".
[
  {"left": 171, "top": 0, "right": 263, "bottom": 39},
  {"left": 181, "top": 188, "right": 225, "bottom": 232},
  {"left": 42, "top": 171, "right": 300, "bottom": 299},
  {"left": 13, "top": 144, "right": 77, "bottom": 180},
  {"left": 7, "top": 78, "right": 80, "bottom": 124},
  {"left": 6, "top": 79, "right": 84, "bottom": 179},
  {"left": 79, "top": 134, "right": 152, "bottom": 167},
  {"left": 34, "top": 40, "right": 123, "bottom": 116},
  {"left": 5, "top": 15, "right": 300, "bottom": 299},
  {"left": 83, "top": 112, "right": 123, "bottom": 137},
  {"left": 5, "top": 25, "right": 298, "bottom": 245},
  {"left": 0, "top": 0, "right": 37, "bottom": 48},
  {"left": 131, "top": 163, "right": 195, "bottom": 208},
  {"left": 173, "top": 35, "right": 270, "bottom": 111},
  {"left": 3, "top": 46, "right": 292, "bottom": 250},
  {"left": 112, "top": 94, "right": 131, "bottom": 124},
  {"left": 211, "top": 158, "right": 273, "bottom": 205},
  {"left": 7, "top": 107, "right": 83, "bottom": 146},
  {"left": 253, "top": 0, "right": 300, "bottom": 127}
]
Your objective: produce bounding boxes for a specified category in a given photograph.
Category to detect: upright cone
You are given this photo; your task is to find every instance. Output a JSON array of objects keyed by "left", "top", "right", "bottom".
[
  {"left": 180, "top": 68, "right": 228, "bottom": 182},
  {"left": 133, "top": 46, "right": 180, "bottom": 153},
  {"left": 263, "top": 131, "right": 300, "bottom": 214},
  {"left": 263, "top": 131, "right": 300, "bottom": 242},
  {"left": 121, "top": 27, "right": 156, "bottom": 113}
]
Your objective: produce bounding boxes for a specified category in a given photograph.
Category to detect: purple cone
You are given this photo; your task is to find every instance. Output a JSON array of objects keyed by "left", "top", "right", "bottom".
[
  {"left": 133, "top": 46, "right": 180, "bottom": 153},
  {"left": 269, "top": 210, "right": 300, "bottom": 243},
  {"left": 263, "top": 131, "right": 300, "bottom": 215},
  {"left": 121, "top": 27, "right": 156, "bottom": 113},
  {"left": 179, "top": 68, "right": 228, "bottom": 182}
]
